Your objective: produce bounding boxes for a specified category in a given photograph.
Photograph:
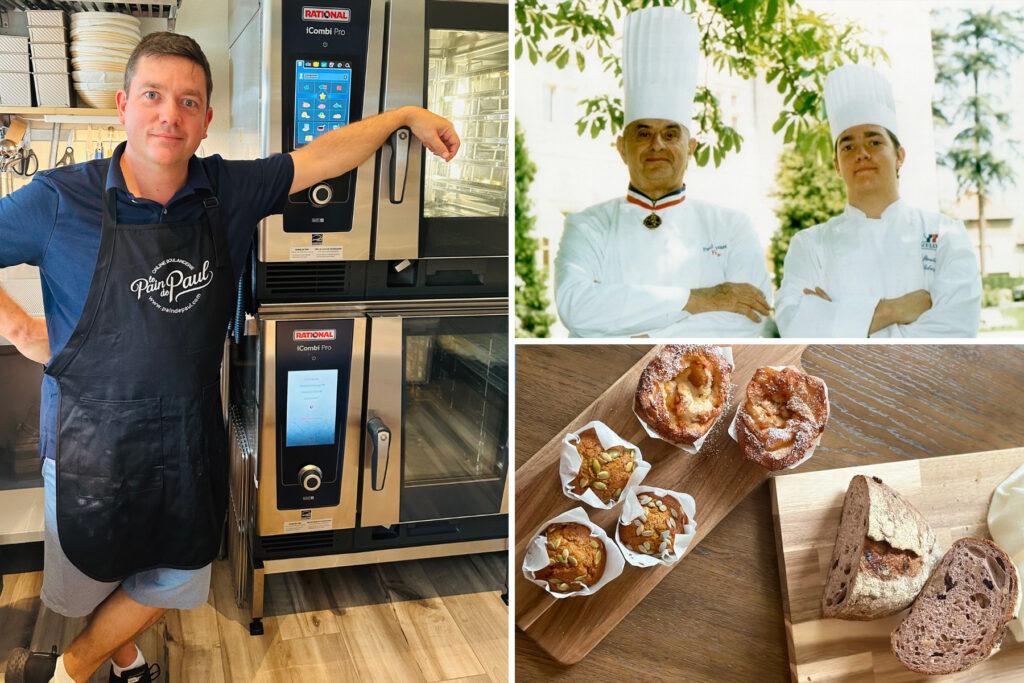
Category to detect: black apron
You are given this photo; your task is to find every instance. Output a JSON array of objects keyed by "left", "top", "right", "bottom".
[{"left": 44, "top": 164, "right": 233, "bottom": 582}]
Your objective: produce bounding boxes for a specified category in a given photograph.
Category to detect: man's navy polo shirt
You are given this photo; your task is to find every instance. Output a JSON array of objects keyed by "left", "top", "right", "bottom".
[{"left": 0, "top": 141, "right": 295, "bottom": 460}]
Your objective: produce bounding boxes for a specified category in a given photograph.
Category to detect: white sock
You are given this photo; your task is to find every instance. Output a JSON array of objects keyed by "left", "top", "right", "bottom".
[
  {"left": 111, "top": 645, "right": 145, "bottom": 675},
  {"left": 50, "top": 655, "right": 75, "bottom": 683}
]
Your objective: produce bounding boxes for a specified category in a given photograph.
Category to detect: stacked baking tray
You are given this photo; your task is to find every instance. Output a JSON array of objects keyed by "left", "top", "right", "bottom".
[
  {"left": 27, "top": 9, "right": 72, "bottom": 107},
  {"left": 0, "top": 35, "right": 31, "bottom": 106}
]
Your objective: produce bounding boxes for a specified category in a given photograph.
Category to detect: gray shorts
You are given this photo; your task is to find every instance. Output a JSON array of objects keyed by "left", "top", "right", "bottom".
[{"left": 40, "top": 458, "right": 212, "bottom": 617}]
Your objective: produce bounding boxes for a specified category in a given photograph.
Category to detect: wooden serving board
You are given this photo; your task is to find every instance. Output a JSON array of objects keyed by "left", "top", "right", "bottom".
[
  {"left": 771, "top": 449, "right": 1024, "bottom": 682},
  {"left": 515, "top": 343, "right": 807, "bottom": 664}
]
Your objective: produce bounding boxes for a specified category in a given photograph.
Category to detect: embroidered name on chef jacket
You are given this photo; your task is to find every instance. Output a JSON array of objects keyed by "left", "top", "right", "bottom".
[
  {"left": 702, "top": 243, "right": 728, "bottom": 258},
  {"left": 921, "top": 234, "right": 939, "bottom": 272}
]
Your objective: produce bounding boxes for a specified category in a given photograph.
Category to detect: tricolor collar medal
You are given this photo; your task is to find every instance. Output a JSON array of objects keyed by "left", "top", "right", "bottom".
[{"left": 626, "top": 185, "right": 686, "bottom": 229}]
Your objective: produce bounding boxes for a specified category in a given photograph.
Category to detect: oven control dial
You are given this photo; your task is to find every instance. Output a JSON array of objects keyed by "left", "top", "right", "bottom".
[
  {"left": 309, "top": 183, "right": 333, "bottom": 207},
  {"left": 298, "top": 464, "right": 323, "bottom": 492}
]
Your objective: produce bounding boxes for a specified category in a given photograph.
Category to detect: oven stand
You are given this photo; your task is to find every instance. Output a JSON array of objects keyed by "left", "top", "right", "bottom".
[{"left": 245, "top": 537, "right": 508, "bottom": 636}]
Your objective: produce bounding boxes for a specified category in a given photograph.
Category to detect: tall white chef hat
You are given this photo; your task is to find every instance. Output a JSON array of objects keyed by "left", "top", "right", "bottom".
[
  {"left": 824, "top": 64, "right": 900, "bottom": 146},
  {"left": 623, "top": 6, "right": 699, "bottom": 131}
]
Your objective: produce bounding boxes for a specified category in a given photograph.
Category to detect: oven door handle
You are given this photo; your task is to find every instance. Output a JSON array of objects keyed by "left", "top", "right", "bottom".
[
  {"left": 367, "top": 416, "right": 391, "bottom": 491},
  {"left": 387, "top": 127, "right": 411, "bottom": 204}
]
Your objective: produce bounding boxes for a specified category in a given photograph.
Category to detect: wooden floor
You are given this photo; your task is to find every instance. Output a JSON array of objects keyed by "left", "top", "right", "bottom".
[{"left": 0, "top": 552, "right": 508, "bottom": 683}]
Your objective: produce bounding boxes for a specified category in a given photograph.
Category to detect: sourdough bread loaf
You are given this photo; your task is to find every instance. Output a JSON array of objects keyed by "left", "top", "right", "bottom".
[
  {"left": 891, "top": 537, "right": 1020, "bottom": 675},
  {"left": 821, "top": 475, "right": 939, "bottom": 619}
]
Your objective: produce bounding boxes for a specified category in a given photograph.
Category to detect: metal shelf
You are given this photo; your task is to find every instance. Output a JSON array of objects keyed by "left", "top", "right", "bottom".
[{"left": 0, "top": 0, "right": 182, "bottom": 30}]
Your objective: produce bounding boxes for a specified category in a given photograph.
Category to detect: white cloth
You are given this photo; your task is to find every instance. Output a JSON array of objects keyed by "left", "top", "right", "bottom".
[
  {"left": 987, "top": 463, "right": 1024, "bottom": 640},
  {"left": 776, "top": 200, "right": 981, "bottom": 338},
  {"left": 824, "top": 64, "right": 899, "bottom": 145},
  {"left": 555, "top": 197, "right": 773, "bottom": 338},
  {"left": 623, "top": 6, "right": 698, "bottom": 129}
]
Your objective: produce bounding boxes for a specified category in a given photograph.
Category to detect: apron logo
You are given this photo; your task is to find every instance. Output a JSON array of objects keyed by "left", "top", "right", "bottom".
[
  {"left": 921, "top": 234, "right": 939, "bottom": 250},
  {"left": 130, "top": 258, "right": 214, "bottom": 314},
  {"left": 702, "top": 243, "right": 728, "bottom": 258}
]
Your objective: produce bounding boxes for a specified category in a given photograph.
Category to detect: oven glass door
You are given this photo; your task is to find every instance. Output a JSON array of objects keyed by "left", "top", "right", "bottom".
[
  {"left": 362, "top": 312, "right": 507, "bottom": 526},
  {"left": 419, "top": 1, "right": 508, "bottom": 257},
  {"left": 0, "top": 347, "right": 43, "bottom": 492},
  {"left": 374, "top": 0, "right": 508, "bottom": 261},
  {"left": 423, "top": 28, "right": 508, "bottom": 220}
]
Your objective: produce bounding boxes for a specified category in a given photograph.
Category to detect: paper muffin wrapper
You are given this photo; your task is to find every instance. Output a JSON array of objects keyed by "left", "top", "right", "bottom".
[
  {"left": 521, "top": 506, "right": 626, "bottom": 598},
  {"left": 633, "top": 346, "right": 734, "bottom": 454},
  {"left": 987, "top": 461, "right": 1024, "bottom": 641},
  {"left": 727, "top": 365, "right": 830, "bottom": 471},
  {"left": 615, "top": 485, "right": 697, "bottom": 568},
  {"left": 561, "top": 420, "right": 652, "bottom": 509}
]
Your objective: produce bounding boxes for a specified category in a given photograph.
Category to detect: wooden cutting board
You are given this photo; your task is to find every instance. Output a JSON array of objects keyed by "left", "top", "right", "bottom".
[
  {"left": 771, "top": 449, "right": 1024, "bottom": 682},
  {"left": 515, "top": 343, "right": 808, "bottom": 664}
]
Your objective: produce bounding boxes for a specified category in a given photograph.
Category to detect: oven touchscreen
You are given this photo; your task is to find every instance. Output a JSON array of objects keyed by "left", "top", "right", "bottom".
[
  {"left": 285, "top": 369, "right": 339, "bottom": 447},
  {"left": 294, "top": 59, "right": 353, "bottom": 149}
]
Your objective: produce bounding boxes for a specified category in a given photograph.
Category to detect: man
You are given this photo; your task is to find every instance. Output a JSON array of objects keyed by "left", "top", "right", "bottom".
[
  {"left": 0, "top": 33, "right": 458, "bottom": 683},
  {"left": 554, "top": 6, "right": 772, "bottom": 338},
  {"left": 776, "top": 63, "right": 981, "bottom": 337}
]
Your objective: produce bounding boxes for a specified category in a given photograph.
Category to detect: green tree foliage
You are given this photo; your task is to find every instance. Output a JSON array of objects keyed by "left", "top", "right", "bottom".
[
  {"left": 932, "top": 8, "right": 1024, "bottom": 275},
  {"left": 515, "top": 121, "right": 556, "bottom": 337},
  {"left": 516, "top": 0, "right": 883, "bottom": 167},
  {"left": 769, "top": 144, "right": 846, "bottom": 288}
]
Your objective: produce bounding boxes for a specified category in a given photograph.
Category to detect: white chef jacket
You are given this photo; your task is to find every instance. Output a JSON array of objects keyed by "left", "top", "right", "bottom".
[
  {"left": 776, "top": 200, "right": 981, "bottom": 338},
  {"left": 554, "top": 197, "right": 773, "bottom": 337}
]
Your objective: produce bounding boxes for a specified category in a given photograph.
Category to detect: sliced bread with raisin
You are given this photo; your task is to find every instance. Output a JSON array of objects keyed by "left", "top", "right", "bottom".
[
  {"left": 822, "top": 475, "right": 939, "bottom": 619},
  {"left": 891, "top": 537, "right": 1020, "bottom": 674}
]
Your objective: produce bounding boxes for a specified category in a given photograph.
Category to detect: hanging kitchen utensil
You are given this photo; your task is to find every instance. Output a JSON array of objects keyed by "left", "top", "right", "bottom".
[
  {"left": 55, "top": 130, "right": 75, "bottom": 167},
  {"left": 12, "top": 121, "right": 38, "bottom": 177}
]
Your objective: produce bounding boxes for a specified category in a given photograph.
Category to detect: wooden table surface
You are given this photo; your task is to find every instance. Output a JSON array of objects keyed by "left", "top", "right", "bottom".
[{"left": 514, "top": 344, "right": 1024, "bottom": 682}]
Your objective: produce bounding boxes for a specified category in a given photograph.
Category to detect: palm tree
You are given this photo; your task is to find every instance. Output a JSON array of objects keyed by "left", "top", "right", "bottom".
[{"left": 932, "top": 8, "right": 1024, "bottom": 275}]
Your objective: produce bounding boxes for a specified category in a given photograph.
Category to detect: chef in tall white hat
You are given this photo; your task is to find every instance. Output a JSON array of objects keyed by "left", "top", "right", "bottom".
[
  {"left": 776, "top": 64, "right": 981, "bottom": 337},
  {"left": 554, "top": 5, "right": 772, "bottom": 338}
]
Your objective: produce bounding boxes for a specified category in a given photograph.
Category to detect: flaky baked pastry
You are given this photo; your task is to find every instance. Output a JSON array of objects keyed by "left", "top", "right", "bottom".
[
  {"left": 634, "top": 344, "right": 732, "bottom": 446},
  {"left": 533, "top": 522, "right": 607, "bottom": 593},
  {"left": 735, "top": 366, "right": 828, "bottom": 471}
]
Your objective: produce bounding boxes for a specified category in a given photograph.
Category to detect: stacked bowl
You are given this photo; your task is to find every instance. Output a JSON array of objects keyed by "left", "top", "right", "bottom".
[{"left": 70, "top": 12, "right": 140, "bottom": 108}]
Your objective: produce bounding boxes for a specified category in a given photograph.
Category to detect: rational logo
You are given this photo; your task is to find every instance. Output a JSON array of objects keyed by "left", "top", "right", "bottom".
[
  {"left": 303, "top": 6, "right": 350, "bottom": 21},
  {"left": 293, "top": 329, "right": 337, "bottom": 341}
]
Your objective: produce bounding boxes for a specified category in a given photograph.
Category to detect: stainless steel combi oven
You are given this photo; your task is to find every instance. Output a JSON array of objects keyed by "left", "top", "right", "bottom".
[
  {"left": 225, "top": 0, "right": 509, "bottom": 635},
  {"left": 229, "top": 0, "right": 508, "bottom": 303},
  {"left": 227, "top": 299, "right": 508, "bottom": 634}
]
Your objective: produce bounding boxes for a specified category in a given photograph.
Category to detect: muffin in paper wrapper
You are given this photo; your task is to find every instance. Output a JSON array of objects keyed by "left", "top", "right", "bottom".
[
  {"left": 560, "top": 420, "right": 651, "bottom": 509},
  {"left": 726, "top": 365, "right": 829, "bottom": 471},
  {"left": 987, "top": 462, "right": 1024, "bottom": 641},
  {"left": 615, "top": 486, "right": 697, "bottom": 568},
  {"left": 522, "top": 506, "right": 626, "bottom": 598},
  {"left": 633, "top": 346, "right": 734, "bottom": 454}
]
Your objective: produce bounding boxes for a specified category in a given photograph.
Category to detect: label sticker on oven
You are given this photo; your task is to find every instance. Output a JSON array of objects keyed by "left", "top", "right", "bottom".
[
  {"left": 290, "top": 246, "right": 344, "bottom": 261},
  {"left": 302, "top": 7, "right": 350, "bottom": 22},
  {"left": 284, "top": 518, "right": 333, "bottom": 534}
]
